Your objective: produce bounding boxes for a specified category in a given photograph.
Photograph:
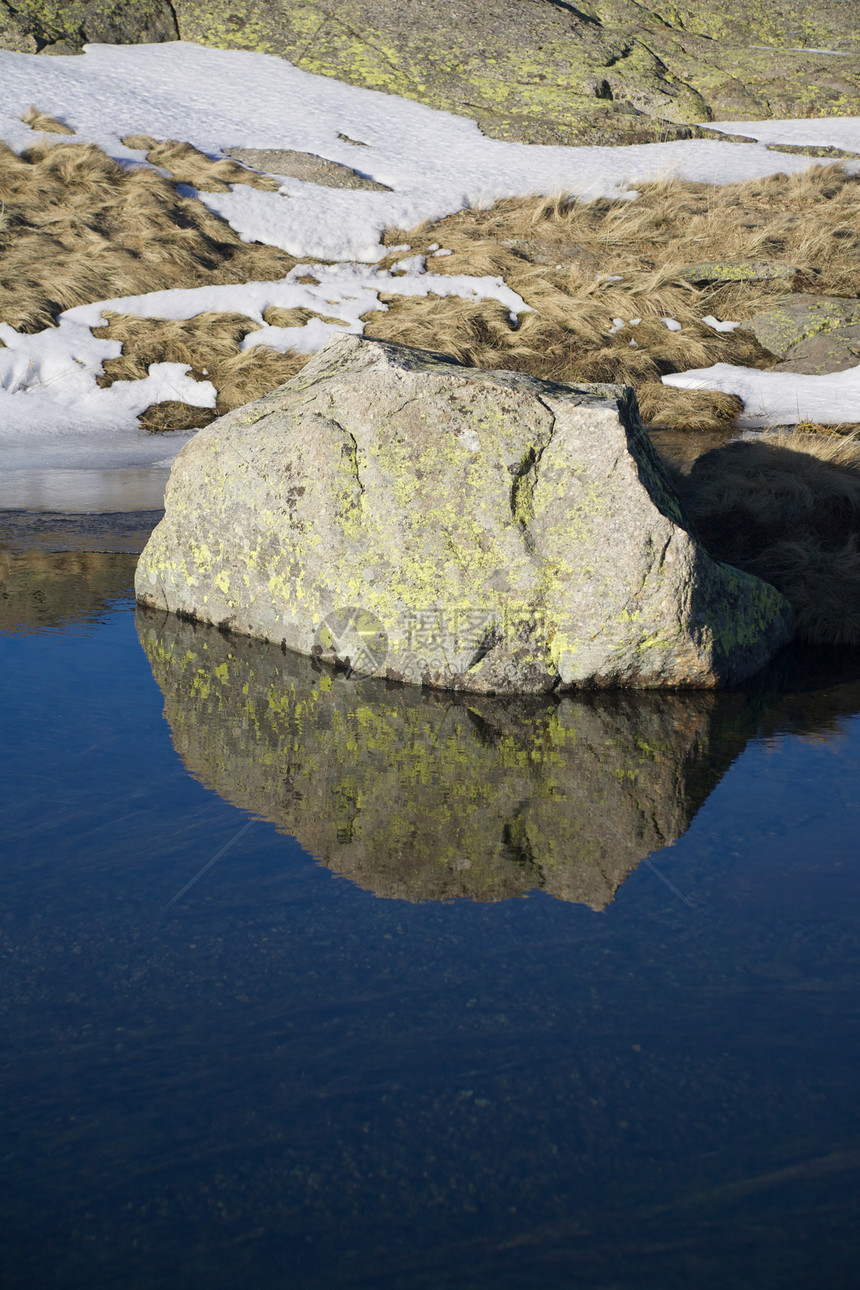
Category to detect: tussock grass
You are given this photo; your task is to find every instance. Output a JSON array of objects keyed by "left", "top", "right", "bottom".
[
  {"left": 138, "top": 400, "right": 219, "bottom": 432},
  {"left": 93, "top": 311, "right": 307, "bottom": 429},
  {"left": 368, "top": 166, "right": 860, "bottom": 427},
  {"left": 20, "top": 106, "right": 74, "bottom": 135},
  {"left": 262, "top": 305, "right": 349, "bottom": 327},
  {"left": 0, "top": 140, "right": 297, "bottom": 332},
  {"left": 3, "top": 137, "right": 860, "bottom": 438},
  {"left": 676, "top": 433, "right": 860, "bottom": 644},
  {"left": 94, "top": 310, "right": 263, "bottom": 383},
  {"left": 636, "top": 384, "right": 745, "bottom": 431},
  {"left": 792, "top": 419, "right": 860, "bottom": 437},
  {"left": 120, "top": 136, "right": 281, "bottom": 193}
]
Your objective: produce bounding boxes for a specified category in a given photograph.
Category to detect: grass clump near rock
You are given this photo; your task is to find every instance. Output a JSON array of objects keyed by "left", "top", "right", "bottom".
[
  {"left": 0, "top": 139, "right": 297, "bottom": 332},
  {"left": 120, "top": 135, "right": 281, "bottom": 192},
  {"left": 676, "top": 434, "right": 860, "bottom": 645},
  {"left": 93, "top": 311, "right": 308, "bottom": 428}
]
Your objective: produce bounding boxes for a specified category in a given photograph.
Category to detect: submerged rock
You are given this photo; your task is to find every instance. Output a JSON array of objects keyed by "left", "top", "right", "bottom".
[
  {"left": 138, "top": 609, "right": 753, "bottom": 908},
  {"left": 0, "top": 549, "right": 138, "bottom": 632},
  {"left": 136, "top": 335, "right": 792, "bottom": 691}
]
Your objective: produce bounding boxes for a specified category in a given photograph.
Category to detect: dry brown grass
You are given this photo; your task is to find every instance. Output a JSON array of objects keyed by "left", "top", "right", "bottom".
[
  {"left": 120, "top": 136, "right": 281, "bottom": 193},
  {"left": 20, "top": 106, "right": 74, "bottom": 135},
  {"left": 137, "top": 400, "right": 219, "bottom": 432},
  {"left": 365, "top": 166, "right": 860, "bottom": 428},
  {"left": 791, "top": 419, "right": 860, "bottom": 437},
  {"left": 3, "top": 137, "right": 860, "bottom": 438},
  {"left": 636, "top": 384, "right": 745, "bottom": 431},
  {"left": 675, "top": 433, "right": 860, "bottom": 644},
  {"left": 93, "top": 310, "right": 263, "bottom": 383},
  {"left": 0, "top": 140, "right": 297, "bottom": 332},
  {"left": 262, "top": 305, "right": 349, "bottom": 327},
  {"left": 92, "top": 311, "right": 308, "bottom": 429}
]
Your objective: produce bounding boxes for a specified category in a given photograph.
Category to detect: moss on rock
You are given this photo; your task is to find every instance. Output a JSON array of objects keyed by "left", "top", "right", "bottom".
[{"left": 135, "top": 334, "right": 793, "bottom": 690}]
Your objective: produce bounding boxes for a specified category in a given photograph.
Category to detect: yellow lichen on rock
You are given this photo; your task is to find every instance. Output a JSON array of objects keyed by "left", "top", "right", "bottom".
[{"left": 136, "top": 334, "right": 793, "bottom": 691}]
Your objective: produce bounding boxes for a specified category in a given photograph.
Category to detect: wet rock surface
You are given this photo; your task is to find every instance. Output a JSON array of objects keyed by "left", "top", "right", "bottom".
[{"left": 136, "top": 334, "right": 793, "bottom": 690}]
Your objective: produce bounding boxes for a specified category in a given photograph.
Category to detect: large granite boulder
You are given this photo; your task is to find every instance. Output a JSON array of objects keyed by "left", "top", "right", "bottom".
[
  {"left": 136, "top": 335, "right": 792, "bottom": 691},
  {"left": 138, "top": 609, "right": 753, "bottom": 908}
]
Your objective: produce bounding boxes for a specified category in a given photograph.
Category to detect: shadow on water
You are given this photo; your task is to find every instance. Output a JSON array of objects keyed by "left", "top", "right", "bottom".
[{"left": 137, "top": 608, "right": 860, "bottom": 910}]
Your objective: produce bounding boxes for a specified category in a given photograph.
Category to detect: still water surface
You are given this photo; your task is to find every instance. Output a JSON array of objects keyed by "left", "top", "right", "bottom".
[{"left": 2, "top": 545, "right": 860, "bottom": 1288}]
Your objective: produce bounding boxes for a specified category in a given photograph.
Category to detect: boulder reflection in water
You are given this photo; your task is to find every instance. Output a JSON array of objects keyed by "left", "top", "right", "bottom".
[{"left": 137, "top": 608, "right": 751, "bottom": 908}]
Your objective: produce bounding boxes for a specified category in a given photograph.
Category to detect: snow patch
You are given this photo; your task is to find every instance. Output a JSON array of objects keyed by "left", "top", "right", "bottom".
[
  {"left": 702, "top": 315, "right": 741, "bottom": 332},
  {"left": 1, "top": 42, "right": 859, "bottom": 478},
  {"left": 663, "top": 362, "right": 860, "bottom": 427}
]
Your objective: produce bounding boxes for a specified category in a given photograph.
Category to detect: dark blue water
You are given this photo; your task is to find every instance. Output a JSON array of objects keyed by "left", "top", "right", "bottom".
[{"left": 3, "top": 553, "right": 860, "bottom": 1289}]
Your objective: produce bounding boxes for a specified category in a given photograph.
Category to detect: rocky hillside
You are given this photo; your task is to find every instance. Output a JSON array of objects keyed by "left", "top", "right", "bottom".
[{"left": 2, "top": 1, "right": 859, "bottom": 144}]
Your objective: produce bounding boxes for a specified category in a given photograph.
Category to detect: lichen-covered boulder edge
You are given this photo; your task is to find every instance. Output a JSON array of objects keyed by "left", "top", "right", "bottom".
[
  {"left": 135, "top": 335, "right": 793, "bottom": 692},
  {"left": 0, "top": 1, "right": 177, "bottom": 54},
  {"left": 3, "top": 3, "right": 859, "bottom": 143}
]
